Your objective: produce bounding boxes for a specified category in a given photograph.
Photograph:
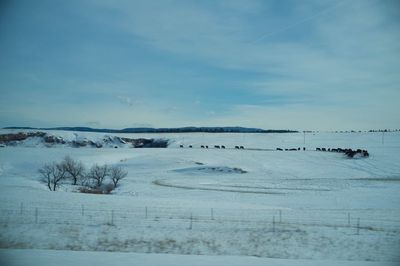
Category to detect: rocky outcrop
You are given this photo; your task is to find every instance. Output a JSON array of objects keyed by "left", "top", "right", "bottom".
[
  {"left": 0, "top": 132, "right": 169, "bottom": 148},
  {"left": 44, "top": 135, "right": 65, "bottom": 144},
  {"left": 120, "top": 137, "right": 168, "bottom": 148},
  {"left": 0, "top": 132, "right": 46, "bottom": 143}
]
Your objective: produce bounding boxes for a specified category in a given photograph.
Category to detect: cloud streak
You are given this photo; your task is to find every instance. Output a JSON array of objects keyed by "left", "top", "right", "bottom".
[{"left": 0, "top": 0, "right": 399, "bottom": 130}]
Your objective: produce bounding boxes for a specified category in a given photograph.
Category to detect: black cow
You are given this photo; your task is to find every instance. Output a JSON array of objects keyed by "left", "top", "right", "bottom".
[
  {"left": 180, "top": 145, "right": 184, "bottom": 148},
  {"left": 189, "top": 145, "right": 193, "bottom": 148},
  {"left": 303, "top": 147, "right": 306, "bottom": 151},
  {"left": 345, "top": 149, "right": 356, "bottom": 158},
  {"left": 206, "top": 146, "right": 209, "bottom": 148},
  {"left": 214, "top": 145, "right": 220, "bottom": 149},
  {"left": 321, "top": 148, "right": 326, "bottom": 151},
  {"left": 316, "top": 148, "right": 321, "bottom": 151},
  {"left": 239, "top": 146, "right": 244, "bottom": 149},
  {"left": 221, "top": 145, "right": 226, "bottom": 149},
  {"left": 276, "top": 148, "right": 283, "bottom": 151},
  {"left": 235, "top": 146, "right": 240, "bottom": 149},
  {"left": 201, "top": 145, "right": 205, "bottom": 148}
]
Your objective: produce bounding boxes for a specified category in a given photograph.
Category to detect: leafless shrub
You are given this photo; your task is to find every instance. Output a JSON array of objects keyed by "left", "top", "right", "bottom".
[
  {"left": 78, "top": 183, "right": 114, "bottom": 194},
  {"left": 78, "top": 187, "right": 103, "bottom": 194},
  {"left": 103, "top": 183, "right": 115, "bottom": 194}
]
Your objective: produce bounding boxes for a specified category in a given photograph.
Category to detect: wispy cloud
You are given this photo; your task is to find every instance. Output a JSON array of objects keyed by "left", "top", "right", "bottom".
[
  {"left": 0, "top": 0, "right": 398, "bottom": 129},
  {"left": 117, "top": 96, "right": 135, "bottom": 107}
]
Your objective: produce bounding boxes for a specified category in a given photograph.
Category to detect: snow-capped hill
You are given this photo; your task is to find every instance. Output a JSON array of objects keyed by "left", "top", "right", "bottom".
[
  {"left": 0, "top": 131, "right": 169, "bottom": 148},
  {"left": 4, "top": 126, "right": 298, "bottom": 133}
]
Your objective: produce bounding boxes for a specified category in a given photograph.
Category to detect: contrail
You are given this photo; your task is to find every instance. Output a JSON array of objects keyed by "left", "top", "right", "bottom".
[{"left": 252, "top": 1, "right": 346, "bottom": 43}]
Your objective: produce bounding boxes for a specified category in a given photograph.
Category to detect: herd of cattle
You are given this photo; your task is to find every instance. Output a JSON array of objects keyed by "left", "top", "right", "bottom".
[
  {"left": 180, "top": 145, "right": 244, "bottom": 149},
  {"left": 277, "top": 147, "right": 369, "bottom": 158},
  {"left": 315, "top": 147, "right": 369, "bottom": 158},
  {"left": 276, "top": 147, "right": 305, "bottom": 151},
  {"left": 179, "top": 144, "right": 369, "bottom": 158}
]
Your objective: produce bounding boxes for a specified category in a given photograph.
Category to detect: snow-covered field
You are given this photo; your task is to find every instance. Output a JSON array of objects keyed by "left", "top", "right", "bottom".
[
  {"left": 1, "top": 249, "right": 398, "bottom": 266},
  {"left": 0, "top": 130, "right": 400, "bottom": 265}
]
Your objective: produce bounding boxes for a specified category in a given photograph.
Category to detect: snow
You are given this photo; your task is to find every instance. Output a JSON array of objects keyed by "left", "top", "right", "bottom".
[
  {"left": 0, "top": 249, "right": 397, "bottom": 266},
  {"left": 0, "top": 130, "right": 399, "bottom": 264}
]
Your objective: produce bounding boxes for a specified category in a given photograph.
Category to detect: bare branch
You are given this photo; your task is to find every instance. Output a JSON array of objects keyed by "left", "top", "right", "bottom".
[
  {"left": 87, "top": 164, "right": 108, "bottom": 187},
  {"left": 38, "top": 162, "right": 67, "bottom": 191},
  {"left": 62, "top": 156, "right": 85, "bottom": 185},
  {"left": 109, "top": 166, "right": 128, "bottom": 187}
]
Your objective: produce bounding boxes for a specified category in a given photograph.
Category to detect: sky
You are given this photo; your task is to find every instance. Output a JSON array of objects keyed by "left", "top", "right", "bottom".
[{"left": 0, "top": 0, "right": 399, "bottom": 131}]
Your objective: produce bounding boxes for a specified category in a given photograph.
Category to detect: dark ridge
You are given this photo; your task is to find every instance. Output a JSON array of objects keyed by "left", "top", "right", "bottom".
[{"left": 3, "top": 126, "right": 298, "bottom": 134}]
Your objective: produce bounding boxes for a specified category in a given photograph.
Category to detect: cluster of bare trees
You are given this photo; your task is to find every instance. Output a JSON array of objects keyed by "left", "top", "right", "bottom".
[{"left": 38, "top": 156, "right": 127, "bottom": 192}]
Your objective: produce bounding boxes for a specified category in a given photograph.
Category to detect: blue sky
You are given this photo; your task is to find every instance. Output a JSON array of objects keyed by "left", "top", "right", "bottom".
[{"left": 0, "top": 0, "right": 399, "bottom": 130}]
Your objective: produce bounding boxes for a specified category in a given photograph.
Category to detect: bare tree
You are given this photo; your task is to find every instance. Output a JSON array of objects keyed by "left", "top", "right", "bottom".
[
  {"left": 109, "top": 165, "right": 128, "bottom": 187},
  {"left": 38, "top": 162, "right": 67, "bottom": 191},
  {"left": 88, "top": 164, "right": 108, "bottom": 187},
  {"left": 62, "top": 156, "right": 85, "bottom": 185},
  {"left": 39, "top": 164, "right": 53, "bottom": 191},
  {"left": 61, "top": 156, "right": 85, "bottom": 185}
]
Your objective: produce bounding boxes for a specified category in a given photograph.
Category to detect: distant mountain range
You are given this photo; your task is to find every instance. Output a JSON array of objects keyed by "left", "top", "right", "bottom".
[{"left": 3, "top": 126, "right": 298, "bottom": 134}]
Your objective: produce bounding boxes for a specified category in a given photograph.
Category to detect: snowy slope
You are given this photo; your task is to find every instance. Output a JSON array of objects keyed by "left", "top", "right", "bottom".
[
  {"left": 0, "top": 130, "right": 169, "bottom": 148},
  {"left": 0, "top": 130, "right": 399, "bottom": 263},
  {"left": 1, "top": 249, "right": 397, "bottom": 266}
]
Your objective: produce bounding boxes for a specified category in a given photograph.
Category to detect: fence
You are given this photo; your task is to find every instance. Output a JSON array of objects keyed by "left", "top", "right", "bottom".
[{"left": 1, "top": 202, "right": 400, "bottom": 235}]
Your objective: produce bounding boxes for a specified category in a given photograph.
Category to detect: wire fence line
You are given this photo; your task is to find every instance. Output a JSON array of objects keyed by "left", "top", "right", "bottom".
[{"left": 1, "top": 202, "right": 400, "bottom": 235}]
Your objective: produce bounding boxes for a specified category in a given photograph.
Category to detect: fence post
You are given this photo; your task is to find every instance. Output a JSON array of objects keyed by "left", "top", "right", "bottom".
[
  {"left": 189, "top": 213, "right": 193, "bottom": 230},
  {"left": 279, "top": 210, "right": 282, "bottom": 223},
  {"left": 273, "top": 215, "right": 275, "bottom": 233},
  {"left": 35, "top": 208, "right": 38, "bottom": 224},
  {"left": 211, "top": 208, "right": 214, "bottom": 220},
  {"left": 347, "top": 213, "right": 350, "bottom": 226},
  {"left": 356, "top": 218, "right": 360, "bottom": 235}
]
